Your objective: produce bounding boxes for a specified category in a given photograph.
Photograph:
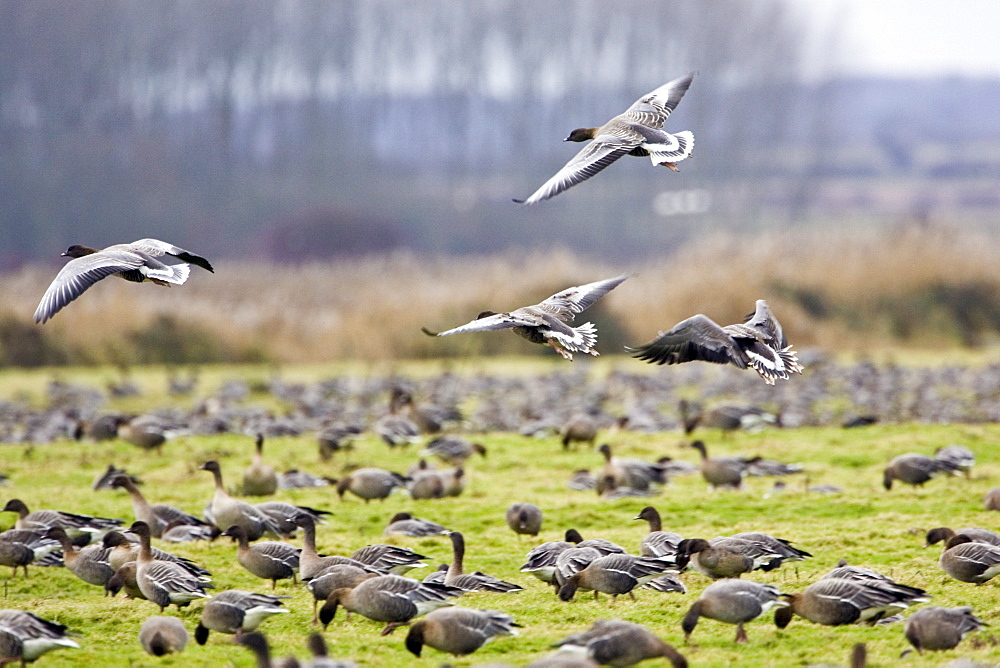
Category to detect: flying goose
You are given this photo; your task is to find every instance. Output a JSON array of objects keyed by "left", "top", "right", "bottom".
[
  {"left": 627, "top": 300, "right": 803, "bottom": 385},
  {"left": 682, "top": 579, "right": 787, "bottom": 643},
  {"left": 221, "top": 525, "right": 300, "bottom": 589},
  {"left": 551, "top": 619, "right": 688, "bottom": 668},
  {"left": 198, "top": 461, "right": 282, "bottom": 540},
  {"left": 405, "top": 607, "right": 519, "bottom": 658},
  {"left": 422, "top": 275, "right": 629, "bottom": 360},
  {"left": 194, "top": 590, "right": 288, "bottom": 644},
  {"left": 138, "top": 616, "right": 188, "bottom": 657},
  {"left": 109, "top": 474, "right": 209, "bottom": 539},
  {"left": 318, "top": 574, "right": 463, "bottom": 634},
  {"left": 126, "top": 521, "right": 212, "bottom": 611},
  {"left": 904, "top": 606, "right": 986, "bottom": 653},
  {"left": 33, "top": 238, "right": 214, "bottom": 323},
  {"left": 242, "top": 434, "right": 278, "bottom": 496},
  {"left": 506, "top": 503, "right": 543, "bottom": 538},
  {"left": 0, "top": 610, "right": 80, "bottom": 663},
  {"left": 514, "top": 72, "right": 696, "bottom": 205}
]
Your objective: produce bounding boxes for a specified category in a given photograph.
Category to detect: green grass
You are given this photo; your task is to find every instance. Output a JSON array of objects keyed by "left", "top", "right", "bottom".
[{"left": 1, "top": 376, "right": 1000, "bottom": 665}]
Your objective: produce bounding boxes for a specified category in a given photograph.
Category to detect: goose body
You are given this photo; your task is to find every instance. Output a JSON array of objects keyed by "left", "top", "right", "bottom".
[
  {"left": 422, "top": 436, "right": 486, "bottom": 466},
  {"left": 774, "top": 577, "right": 916, "bottom": 627},
  {"left": 3, "top": 498, "right": 122, "bottom": 540},
  {"left": 102, "top": 530, "right": 210, "bottom": 579},
  {"left": 336, "top": 468, "right": 406, "bottom": 503},
  {"left": 682, "top": 579, "right": 786, "bottom": 643},
  {"left": 422, "top": 275, "right": 628, "bottom": 360},
  {"left": 443, "top": 532, "right": 522, "bottom": 593},
  {"left": 110, "top": 474, "right": 207, "bottom": 539},
  {"left": 939, "top": 534, "right": 1000, "bottom": 584},
  {"left": 883, "top": 453, "right": 959, "bottom": 490},
  {"left": 33, "top": 238, "right": 214, "bottom": 323},
  {"left": 128, "top": 521, "right": 212, "bottom": 611},
  {"left": 195, "top": 590, "right": 288, "bottom": 644},
  {"left": 384, "top": 512, "right": 448, "bottom": 537},
  {"left": 552, "top": 619, "right": 688, "bottom": 668},
  {"left": 199, "top": 461, "right": 281, "bottom": 540},
  {"left": 0, "top": 610, "right": 80, "bottom": 662},
  {"left": 506, "top": 503, "right": 543, "bottom": 537},
  {"left": 515, "top": 72, "right": 696, "bottom": 205},
  {"left": 138, "top": 616, "right": 188, "bottom": 656},
  {"left": 318, "top": 574, "right": 463, "bottom": 634},
  {"left": 221, "top": 525, "right": 300, "bottom": 588},
  {"left": 634, "top": 506, "right": 684, "bottom": 560},
  {"left": 904, "top": 606, "right": 986, "bottom": 653},
  {"left": 628, "top": 300, "right": 802, "bottom": 384},
  {"left": 242, "top": 434, "right": 278, "bottom": 496},
  {"left": 405, "top": 607, "right": 519, "bottom": 657},
  {"left": 558, "top": 553, "right": 677, "bottom": 602},
  {"left": 45, "top": 527, "right": 115, "bottom": 587}
]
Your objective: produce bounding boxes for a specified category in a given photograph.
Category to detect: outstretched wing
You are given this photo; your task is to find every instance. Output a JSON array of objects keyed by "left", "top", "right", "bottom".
[
  {"left": 626, "top": 314, "right": 749, "bottom": 368},
  {"left": 421, "top": 311, "right": 536, "bottom": 337},
  {"left": 131, "top": 239, "right": 215, "bottom": 273},
  {"left": 515, "top": 138, "right": 633, "bottom": 205},
  {"left": 622, "top": 72, "right": 697, "bottom": 129},
  {"left": 535, "top": 274, "right": 629, "bottom": 319},
  {"left": 33, "top": 252, "right": 145, "bottom": 324}
]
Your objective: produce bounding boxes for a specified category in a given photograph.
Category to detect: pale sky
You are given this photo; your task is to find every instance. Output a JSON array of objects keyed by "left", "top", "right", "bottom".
[{"left": 804, "top": 0, "right": 1000, "bottom": 78}]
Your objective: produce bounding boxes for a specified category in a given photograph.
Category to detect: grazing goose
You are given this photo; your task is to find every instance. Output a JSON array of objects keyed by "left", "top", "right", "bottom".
[
  {"left": 405, "top": 607, "right": 519, "bottom": 657},
  {"left": 934, "top": 444, "right": 974, "bottom": 478},
  {"left": 679, "top": 400, "right": 776, "bottom": 437},
  {"left": 306, "top": 564, "right": 375, "bottom": 623},
  {"left": 317, "top": 422, "right": 361, "bottom": 460},
  {"left": 109, "top": 474, "right": 208, "bottom": 539},
  {"left": 597, "top": 444, "right": 668, "bottom": 492},
  {"left": 904, "top": 606, "right": 986, "bottom": 653},
  {"left": 117, "top": 416, "right": 169, "bottom": 453},
  {"left": 634, "top": 506, "right": 684, "bottom": 559},
  {"left": 350, "top": 544, "right": 426, "bottom": 576},
  {"left": 138, "top": 616, "right": 188, "bottom": 657},
  {"left": 561, "top": 413, "right": 598, "bottom": 450},
  {"left": 407, "top": 469, "right": 446, "bottom": 500},
  {"left": 105, "top": 562, "right": 144, "bottom": 600},
  {"left": 520, "top": 535, "right": 579, "bottom": 587},
  {"left": 883, "top": 453, "right": 959, "bottom": 490},
  {"left": 0, "top": 541, "right": 33, "bottom": 579},
  {"left": 161, "top": 520, "right": 218, "bottom": 543},
  {"left": 551, "top": 619, "right": 688, "bottom": 668},
  {"left": 925, "top": 526, "right": 1000, "bottom": 548},
  {"left": 127, "top": 521, "right": 212, "bottom": 611},
  {"left": 254, "top": 501, "right": 330, "bottom": 539},
  {"left": 438, "top": 467, "right": 466, "bottom": 497},
  {"left": 318, "top": 574, "right": 463, "bottom": 634},
  {"left": 0, "top": 610, "right": 80, "bottom": 663},
  {"left": 3, "top": 498, "right": 122, "bottom": 539},
  {"left": 627, "top": 300, "right": 803, "bottom": 385},
  {"left": 984, "top": 486, "right": 1000, "bottom": 511},
  {"left": 195, "top": 590, "right": 288, "bottom": 644},
  {"left": 0, "top": 529, "right": 61, "bottom": 565},
  {"left": 45, "top": 527, "right": 115, "bottom": 587},
  {"left": 277, "top": 469, "right": 331, "bottom": 490},
  {"left": 384, "top": 512, "right": 448, "bottom": 537},
  {"left": 422, "top": 275, "right": 629, "bottom": 360},
  {"left": 681, "top": 580, "right": 786, "bottom": 643},
  {"left": 199, "top": 461, "right": 281, "bottom": 540},
  {"left": 514, "top": 72, "right": 696, "bottom": 205},
  {"left": 557, "top": 553, "right": 677, "bottom": 603},
  {"left": 102, "top": 530, "right": 210, "bottom": 579},
  {"left": 774, "top": 577, "right": 917, "bottom": 627},
  {"left": 235, "top": 632, "right": 280, "bottom": 668},
  {"left": 506, "top": 503, "right": 543, "bottom": 538},
  {"left": 729, "top": 532, "right": 811, "bottom": 571},
  {"left": 938, "top": 534, "right": 1000, "bottom": 584},
  {"left": 374, "top": 389, "right": 421, "bottom": 448},
  {"left": 421, "top": 436, "right": 487, "bottom": 466},
  {"left": 92, "top": 464, "right": 139, "bottom": 490},
  {"left": 295, "top": 514, "right": 354, "bottom": 582},
  {"left": 443, "top": 532, "right": 522, "bottom": 593},
  {"left": 243, "top": 434, "right": 278, "bottom": 496},
  {"left": 221, "top": 525, "right": 300, "bottom": 589},
  {"left": 689, "top": 441, "right": 748, "bottom": 489},
  {"left": 822, "top": 561, "right": 928, "bottom": 604},
  {"left": 676, "top": 538, "right": 766, "bottom": 579},
  {"left": 33, "top": 238, "right": 214, "bottom": 323},
  {"left": 336, "top": 468, "right": 407, "bottom": 503}
]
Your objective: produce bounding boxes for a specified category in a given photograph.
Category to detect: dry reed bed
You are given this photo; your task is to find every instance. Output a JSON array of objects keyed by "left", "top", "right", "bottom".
[{"left": 2, "top": 226, "right": 998, "bottom": 364}]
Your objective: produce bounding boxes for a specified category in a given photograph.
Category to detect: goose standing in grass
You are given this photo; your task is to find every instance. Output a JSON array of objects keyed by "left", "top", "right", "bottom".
[
  {"left": 903, "top": 606, "right": 986, "bottom": 653},
  {"left": 117, "top": 416, "right": 169, "bottom": 453},
  {"left": 127, "top": 521, "right": 212, "bottom": 611},
  {"left": 514, "top": 72, "right": 696, "bottom": 205},
  {"left": 627, "top": 300, "right": 803, "bottom": 385},
  {"left": 681, "top": 580, "right": 786, "bottom": 643},
  {"left": 138, "top": 616, "right": 188, "bottom": 657},
  {"left": 421, "top": 436, "right": 487, "bottom": 466},
  {"left": 3, "top": 498, "right": 122, "bottom": 540},
  {"left": 729, "top": 532, "right": 811, "bottom": 572},
  {"left": 253, "top": 501, "right": 329, "bottom": 539},
  {"left": 938, "top": 534, "right": 1000, "bottom": 584},
  {"left": 0, "top": 529, "right": 61, "bottom": 566},
  {"left": 520, "top": 534, "right": 579, "bottom": 587},
  {"left": 384, "top": 512, "right": 449, "bottom": 537},
  {"left": 689, "top": 441, "right": 748, "bottom": 490},
  {"left": 560, "top": 413, "right": 598, "bottom": 450},
  {"left": 934, "top": 444, "right": 974, "bottom": 478},
  {"left": 925, "top": 526, "right": 1000, "bottom": 548},
  {"left": 374, "top": 389, "right": 421, "bottom": 448},
  {"left": 318, "top": 574, "right": 463, "bottom": 634},
  {"left": 102, "top": 530, "right": 210, "bottom": 579},
  {"left": 109, "top": 474, "right": 209, "bottom": 539},
  {"left": 551, "top": 619, "right": 688, "bottom": 668},
  {"left": 195, "top": 590, "right": 289, "bottom": 644},
  {"left": 443, "top": 532, "right": 522, "bottom": 593},
  {"left": 0, "top": 540, "right": 34, "bottom": 579},
  {"left": 45, "top": 527, "right": 115, "bottom": 587},
  {"left": 774, "top": 577, "right": 919, "bottom": 627},
  {"left": 0, "top": 610, "right": 80, "bottom": 663},
  {"left": 105, "top": 561, "right": 144, "bottom": 600},
  {"left": 33, "top": 239, "right": 214, "bottom": 323},
  {"left": 676, "top": 538, "right": 764, "bottom": 580},
  {"left": 350, "top": 544, "right": 427, "bottom": 576},
  {"left": 821, "top": 560, "right": 928, "bottom": 604},
  {"left": 883, "top": 453, "right": 959, "bottom": 490},
  {"left": 243, "top": 434, "right": 278, "bottom": 496},
  {"left": 597, "top": 443, "right": 668, "bottom": 492},
  {"left": 199, "top": 461, "right": 281, "bottom": 540},
  {"left": 633, "top": 506, "right": 684, "bottom": 560},
  {"left": 557, "top": 552, "right": 678, "bottom": 603},
  {"left": 306, "top": 564, "right": 375, "bottom": 624},
  {"left": 336, "top": 468, "right": 407, "bottom": 503},
  {"left": 506, "top": 503, "right": 543, "bottom": 538},
  {"left": 221, "top": 525, "right": 300, "bottom": 589},
  {"left": 422, "top": 275, "right": 629, "bottom": 361},
  {"left": 405, "top": 607, "right": 519, "bottom": 658},
  {"left": 984, "top": 486, "right": 1000, "bottom": 511}
]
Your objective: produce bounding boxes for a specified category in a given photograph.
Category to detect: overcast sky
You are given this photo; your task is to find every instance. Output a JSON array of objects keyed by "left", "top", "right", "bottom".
[{"left": 805, "top": 0, "right": 1000, "bottom": 78}]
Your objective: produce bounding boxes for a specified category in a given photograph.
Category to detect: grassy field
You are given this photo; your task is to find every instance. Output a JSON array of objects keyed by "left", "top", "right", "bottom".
[{"left": 1, "top": 364, "right": 999, "bottom": 666}]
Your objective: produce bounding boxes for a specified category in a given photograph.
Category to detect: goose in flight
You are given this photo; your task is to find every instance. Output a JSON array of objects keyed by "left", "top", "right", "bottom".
[
  {"left": 515, "top": 72, "right": 696, "bottom": 205},
  {"left": 627, "top": 300, "right": 802, "bottom": 384},
  {"left": 422, "top": 274, "right": 628, "bottom": 360},
  {"left": 33, "top": 239, "right": 214, "bottom": 323}
]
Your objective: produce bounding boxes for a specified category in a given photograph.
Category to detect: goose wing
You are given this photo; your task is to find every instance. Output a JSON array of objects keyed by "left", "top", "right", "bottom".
[
  {"left": 622, "top": 72, "right": 697, "bottom": 128},
  {"left": 33, "top": 252, "right": 145, "bottom": 323},
  {"left": 143, "top": 561, "right": 210, "bottom": 601},
  {"left": 422, "top": 311, "right": 541, "bottom": 337},
  {"left": 514, "top": 137, "right": 635, "bottom": 205},
  {"left": 534, "top": 274, "right": 629, "bottom": 319},
  {"left": 627, "top": 314, "right": 749, "bottom": 367},
  {"left": 129, "top": 239, "right": 215, "bottom": 273}
]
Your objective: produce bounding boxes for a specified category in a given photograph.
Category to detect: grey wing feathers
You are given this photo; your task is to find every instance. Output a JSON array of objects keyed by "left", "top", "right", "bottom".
[
  {"left": 131, "top": 239, "right": 215, "bottom": 273},
  {"left": 33, "top": 252, "right": 145, "bottom": 324},
  {"left": 424, "top": 312, "right": 535, "bottom": 337},
  {"left": 627, "top": 314, "right": 748, "bottom": 367},
  {"left": 540, "top": 275, "right": 629, "bottom": 315},
  {"left": 623, "top": 72, "right": 697, "bottom": 128},
  {"left": 515, "top": 139, "right": 633, "bottom": 205}
]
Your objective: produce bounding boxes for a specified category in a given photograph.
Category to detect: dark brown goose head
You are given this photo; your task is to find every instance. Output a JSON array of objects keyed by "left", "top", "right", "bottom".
[
  {"left": 475, "top": 311, "right": 497, "bottom": 320},
  {"left": 565, "top": 128, "right": 599, "bottom": 142},
  {"left": 62, "top": 245, "right": 100, "bottom": 258}
]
